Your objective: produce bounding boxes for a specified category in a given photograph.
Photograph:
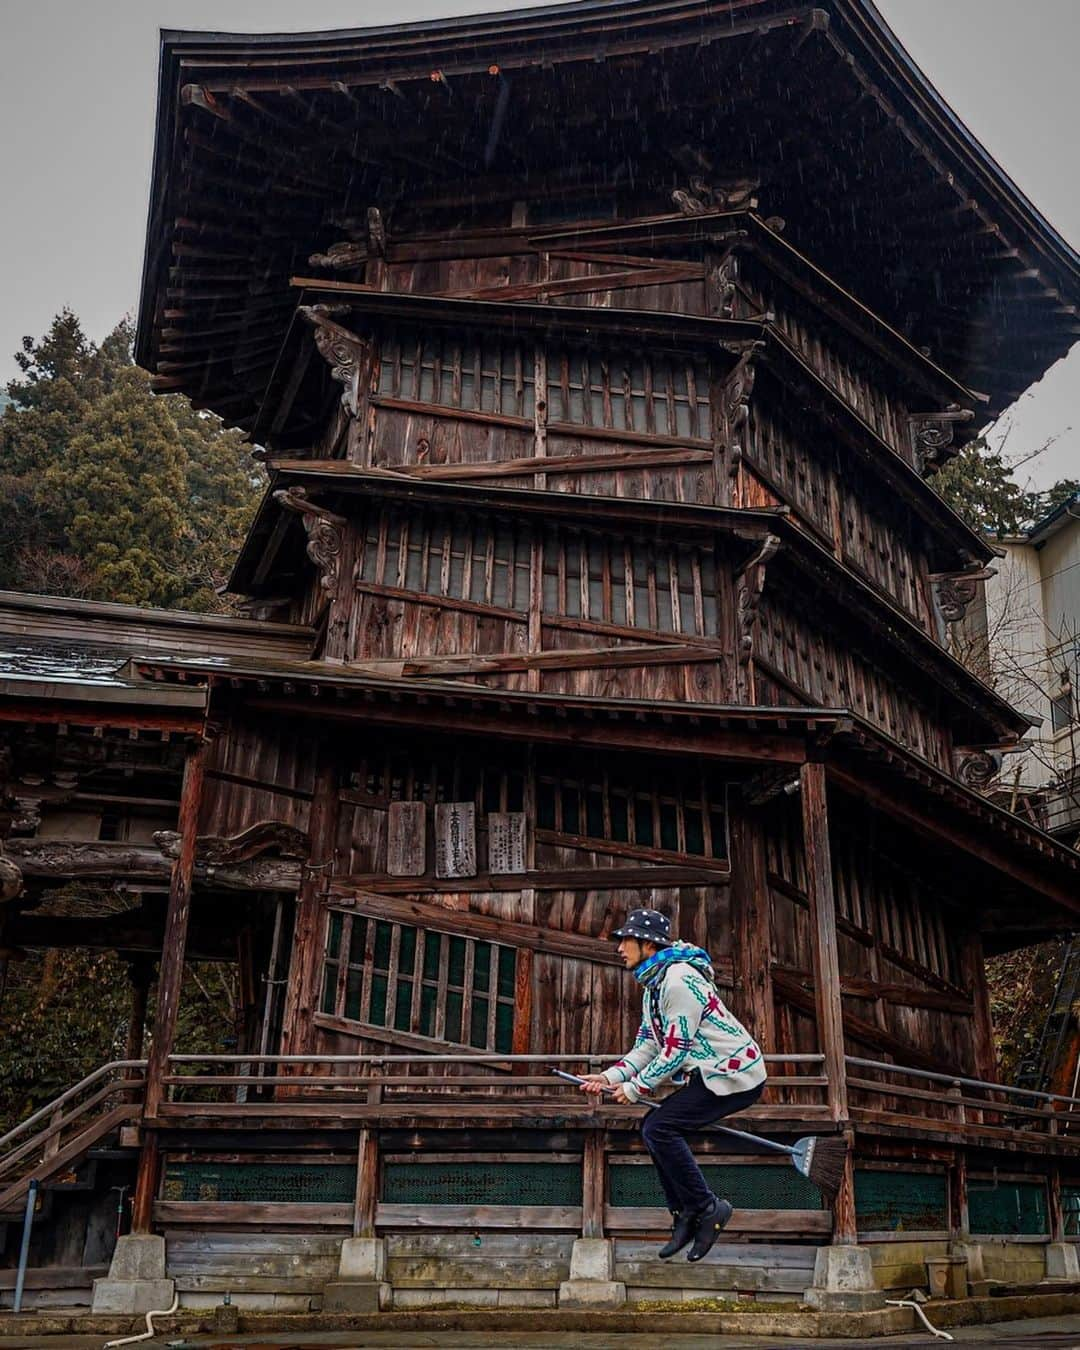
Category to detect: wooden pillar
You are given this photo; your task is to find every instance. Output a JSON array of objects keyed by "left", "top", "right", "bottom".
[
  {"left": 353, "top": 1128, "right": 379, "bottom": 1238},
  {"left": 582, "top": 1130, "right": 605, "bottom": 1239},
  {"left": 960, "top": 931, "right": 998, "bottom": 1083},
  {"left": 1049, "top": 1166, "right": 1066, "bottom": 1245},
  {"left": 279, "top": 746, "right": 339, "bottom": 1070},
  {"left": 144, "top": 741, "right": 206, "bottom": 1118},
  {"left": 800, "top": 761, "right": 857, "bottom": 1245},
  {"left": 728, "top": 807, "right": 776, "bottom": 1051},
  {"left": 949, "top": 1148, "right": 970, "bottom": 1239},
  {"left": 130, "top": 1132, "right": 160, "bottom": 1235},
  {"left": 800, "top": 762, "right": 847, "bottom": 1123}
]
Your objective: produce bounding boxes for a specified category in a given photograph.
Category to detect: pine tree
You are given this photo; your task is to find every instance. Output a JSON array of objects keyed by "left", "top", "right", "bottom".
[{"left": 0, "top": 311, "right": 262, "bottom": 609}]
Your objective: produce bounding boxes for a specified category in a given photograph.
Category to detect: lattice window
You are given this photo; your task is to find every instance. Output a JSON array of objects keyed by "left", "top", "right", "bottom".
[
  {"left": 548, "top": 347, "right": 711, "bottom": 438},
  {"left": 534, "top": 750, "right": 727, "bottom": 859},
  {"left": 541, "top": 527, "right": 718, "bottom": 636},
  {"left": 357, "top": 507, "right": 531, "bottom": 612},
  {"left": 321, "top": 911, "right": 517, "bottom": 1052},
  {"left": 378, "top": 329, "right": 535, "bottom": 419}
]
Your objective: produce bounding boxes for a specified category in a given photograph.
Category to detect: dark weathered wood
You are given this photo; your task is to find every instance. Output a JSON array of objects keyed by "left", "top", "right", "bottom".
[
  {"left": 278, "top": 746, "right": 339, "bottom": 1080},
  {"left": 799, "top": 763, "right": 849, "bottom": 1149},
  {"left": 144, "top": 742, "right": 206, "bottom": 1117},
  {"left": 728, "top": 807, "right": 775, "bottom": 1050},
  {"left": 387, "top": 801, "right": 427, "bottom": 876},
  {"left": 582, "top": 1130, "right": 605, "bottom": 1239},
  {"left": 131, "top": 1130, "right": 161, "bottom": 1235}
]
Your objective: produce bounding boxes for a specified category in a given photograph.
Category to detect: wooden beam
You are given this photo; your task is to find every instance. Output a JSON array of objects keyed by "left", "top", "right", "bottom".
[
  {"left": 143, "top": 741, "right": 206, "bottom": 1118},
  {"left": 800, "top": 761, "right": 855, "bottom": 1244},
  {"left": 279, "top": 745, "right": 339, "bottom": 1080}
]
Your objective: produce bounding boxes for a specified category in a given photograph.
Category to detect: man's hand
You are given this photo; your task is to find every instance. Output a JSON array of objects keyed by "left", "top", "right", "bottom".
[{"left": 578, "top": 1073, "right": 610, "bottom": 1095}]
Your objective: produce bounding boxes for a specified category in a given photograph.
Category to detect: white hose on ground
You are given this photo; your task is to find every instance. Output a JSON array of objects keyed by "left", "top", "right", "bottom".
[
  {"left": 885, "top": 1298, "right": 954, "bottom": 1341},
  {"left": 102, "top": 1291, "right": 179, "bottom": 1348}
]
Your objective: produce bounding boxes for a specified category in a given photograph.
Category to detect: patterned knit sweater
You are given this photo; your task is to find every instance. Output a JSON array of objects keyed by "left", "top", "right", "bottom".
[{"left": 602, "top": 943, "right": 767, "bottom": 1104}]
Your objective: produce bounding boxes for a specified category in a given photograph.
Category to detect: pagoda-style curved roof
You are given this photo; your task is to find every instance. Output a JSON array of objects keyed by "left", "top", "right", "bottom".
[{"left": 135, "top": 0, "right": 1079, "bottom": 434}]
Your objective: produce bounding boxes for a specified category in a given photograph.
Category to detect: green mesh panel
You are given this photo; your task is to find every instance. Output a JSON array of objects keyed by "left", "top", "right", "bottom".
[
  {"left": 609, "top": 1163, "right": 823, "bottom": 1210},
  {"left": 382, "top": 1162, "right": 581, "bottom": 1206},
  {"left": 854, "top": 1170, "right": 948, "bottom": 1233},
  {"left": 969, "top": 1180, "right": 1048, "bottom": 1236},
  {"left": 162, "top": 1163, "right": 354, "bottom": 1203}
]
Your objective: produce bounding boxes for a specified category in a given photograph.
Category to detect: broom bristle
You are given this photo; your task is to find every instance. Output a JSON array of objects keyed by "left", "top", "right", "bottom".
[{"left": 805, "top": 1136, "right": 849, "bottom": 1195}]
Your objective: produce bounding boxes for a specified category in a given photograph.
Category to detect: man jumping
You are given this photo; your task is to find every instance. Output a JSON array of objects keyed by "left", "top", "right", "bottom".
[{"left": 579, "top": 908, "right": 767, "bottom": 1261}]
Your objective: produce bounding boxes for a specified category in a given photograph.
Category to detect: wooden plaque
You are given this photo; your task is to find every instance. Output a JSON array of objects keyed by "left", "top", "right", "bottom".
[
  {"left": 434, "top": 801, "right": 477, "bottom": 879},
  {"left": 488, "top": 812, "right": 527, "bottom": 874},
  {"left": 387, "top": 801, "right": 427, "bottom": 876}
]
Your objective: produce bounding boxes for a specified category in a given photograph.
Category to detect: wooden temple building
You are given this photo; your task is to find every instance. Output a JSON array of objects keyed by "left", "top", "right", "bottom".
[{"left": 2, "top": 0, "right": 1080, "bottom": 1315}]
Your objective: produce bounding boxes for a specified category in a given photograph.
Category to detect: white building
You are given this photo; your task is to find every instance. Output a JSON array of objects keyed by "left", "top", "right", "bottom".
[{"left": 972, "top": 494, "right": 1080, "bottom": 840}]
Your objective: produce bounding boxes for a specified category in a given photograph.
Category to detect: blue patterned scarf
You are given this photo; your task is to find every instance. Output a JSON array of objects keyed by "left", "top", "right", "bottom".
[{"left": 634, "top": 941, "right": 715, "bottom": 986}]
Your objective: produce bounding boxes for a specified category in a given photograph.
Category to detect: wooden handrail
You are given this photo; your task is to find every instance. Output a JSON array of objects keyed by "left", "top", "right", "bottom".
[
  {"left": 846, "top": 1055, "right": 1080, "bottom": 1113},
  {"left": 0, "top": 1060, "right": 146, "bottom": 1152}
]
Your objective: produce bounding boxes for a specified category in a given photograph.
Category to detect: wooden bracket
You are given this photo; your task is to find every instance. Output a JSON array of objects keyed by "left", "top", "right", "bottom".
[
  {"left": 928, "top": 565, "right": 994, "bottom": 623},
  {"left": 298, "top": 306, "right": 366, "bottom": 417},
  {"left": 272, "top": 486, "right": 348, "bottom": 599},
  {"left": 736, "top": 534, "right": 782, "bottom": 664},
  {"left": 154, "top": 820, "right": 311, "bottom": 865},
  {"left": 723, "top": 350, "right": 757, "bottom": 483},
  {"left": 908, "top": 406, "right": 976, "bottom": 474}
]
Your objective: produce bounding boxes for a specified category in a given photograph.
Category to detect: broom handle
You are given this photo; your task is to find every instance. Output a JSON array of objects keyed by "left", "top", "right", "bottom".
[{"left": 550, "top": 1068, "right": 796, "bottom": 1158}]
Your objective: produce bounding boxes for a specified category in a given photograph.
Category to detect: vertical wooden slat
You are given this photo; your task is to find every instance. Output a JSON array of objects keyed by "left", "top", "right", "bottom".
[
  {"left": 279, "top": 747, "right": 340, "bottom": 1082},
  {"left": 461, "top": 940, "right": 476, "bottom": 1049},
  {"left": 144, "top": 740, "right": 206, "bottom": 1118},
  {"left": 409, "top": 930, "right": 426, "bottom": 1034},
  {"left": 582, "top": 1130, "right": 605, "bottom": 1239},
  {"left": 728, "top": 806, "right": 776, "bottom": 1053},
  {"left": 353, "top": 1128, "right": 379, "bottom": 1238},
  {"left": 800, "top": 762, "right": 850, "bottom": 1155},
  {"left": 334, "top": 913, "right": 353, "bottom": 1018}
]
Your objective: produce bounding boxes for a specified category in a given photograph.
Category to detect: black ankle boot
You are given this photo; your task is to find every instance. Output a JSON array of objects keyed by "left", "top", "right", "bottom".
[
  {"left": 686, "top": 1196, "right": 733, "bottom": 1262},
  {"left": 658, "top": 1209, "right": 698, "bottom": 1259}
]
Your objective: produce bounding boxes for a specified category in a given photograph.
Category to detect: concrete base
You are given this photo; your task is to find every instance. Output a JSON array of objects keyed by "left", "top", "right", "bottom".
[
  {"left": 558, "top": 1279, "right": 628, "bottom": 1308},
  {"left": 803, "top": 1245, "right": 885, "bottom": 1312},
  {"left": 322, "top": 1280, "right": 392, "bottom": 1312},
  {"left": 91, "top": 1234, "right": 175, "bottom": 1316},
  {"left": 322, "top": 1236, "right": 391, "bottom": 1311},
  {"left": 558, "top": 1238, "right": 627, "bottom": 1308},
  {"left": 951, "top": 1238, "right": 986, "bottom": 1289},
  {"left": 1046, "top": 1243, "right": 1080, "bottom": 1281}
]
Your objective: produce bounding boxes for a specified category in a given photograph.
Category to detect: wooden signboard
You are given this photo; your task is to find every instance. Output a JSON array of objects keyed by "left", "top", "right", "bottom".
[
  {"left": 387, "top": 801, "right": 427, "bottom": 876},
  {"left": 434, "top": 801, "right": 477, "bottom": 878},
  {"left": 488, "top": 812, "right": 527, "bottom": 874}
]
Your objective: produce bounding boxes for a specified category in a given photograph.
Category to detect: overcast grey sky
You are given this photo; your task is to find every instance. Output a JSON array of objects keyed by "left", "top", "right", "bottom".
[{"left": 0, "top": 0, "right": 1076, "bottom": 488}]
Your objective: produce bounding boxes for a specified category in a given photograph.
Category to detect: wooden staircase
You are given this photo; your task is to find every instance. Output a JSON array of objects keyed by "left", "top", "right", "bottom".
[{"left": 0, "top": 1060, "right": 146, "bottom": 1220}]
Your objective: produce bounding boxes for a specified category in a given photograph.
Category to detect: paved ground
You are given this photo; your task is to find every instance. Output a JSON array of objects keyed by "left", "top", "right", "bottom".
[{"left": 14, "top": 1315, "right": 1080, "bottom": 1349}]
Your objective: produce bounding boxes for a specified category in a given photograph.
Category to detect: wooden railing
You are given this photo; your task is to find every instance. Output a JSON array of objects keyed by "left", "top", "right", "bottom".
[
  {"left": 0, "top": 1060, "right": 146, "bottom": 1215},
  {"left": 160, "top": 1051, "right": 829, "bottom": 1119},
  {"left": 846, "top": 1055, "right": 1080, "bottom": 1150}
]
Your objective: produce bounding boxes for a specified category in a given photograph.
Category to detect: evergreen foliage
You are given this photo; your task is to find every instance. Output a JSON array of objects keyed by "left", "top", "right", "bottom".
[
  {"left": 932, "top": 437, "right": 1079, "bottom": 536},
  {"left": 0, "top": 310, "right": 262, "bottom": 608},
  {"left": 0, "top": 310, "right": 263, "bottom": 1130}
]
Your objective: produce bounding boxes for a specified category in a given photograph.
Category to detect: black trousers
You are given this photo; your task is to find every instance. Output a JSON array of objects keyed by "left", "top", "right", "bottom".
[{"left": 640, "top": 1073, "right": 766, "bottom": 1215}]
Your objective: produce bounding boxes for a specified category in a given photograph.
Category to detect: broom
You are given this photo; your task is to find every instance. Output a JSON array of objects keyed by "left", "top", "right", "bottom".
[{"left": 550, "top": 1068, "right": 848, "bottom": 1195}]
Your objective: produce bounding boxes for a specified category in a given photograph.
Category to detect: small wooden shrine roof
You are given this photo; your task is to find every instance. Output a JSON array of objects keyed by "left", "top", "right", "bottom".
[
  {"left": 136, "top": 0, "right": 1078, "bottom": 431},
  {"left": 0, "top": 590, "right": 314, "bottom": 730}
]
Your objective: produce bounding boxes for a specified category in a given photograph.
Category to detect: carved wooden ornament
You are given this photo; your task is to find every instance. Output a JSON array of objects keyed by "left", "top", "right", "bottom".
[
  {"left": 299, "top": 305, "right": 365, "bottom": 417},
  {"left": 272, "top": 486, "right": 348, "bottom": 599}
]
